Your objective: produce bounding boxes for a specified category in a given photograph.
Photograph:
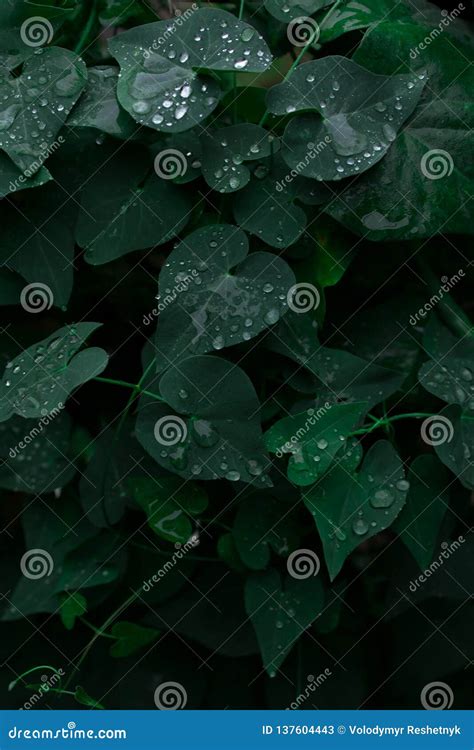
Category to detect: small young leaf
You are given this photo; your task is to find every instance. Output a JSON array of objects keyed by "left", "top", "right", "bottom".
[
  {"left": 109, "top": 621, "right": 160, "bottom": 658},
  {"left": 59, "top": 591, "right": 87, "bottom": 630},
  {"left": 131, "top": 476, "right": 207, "bottom": 544}
]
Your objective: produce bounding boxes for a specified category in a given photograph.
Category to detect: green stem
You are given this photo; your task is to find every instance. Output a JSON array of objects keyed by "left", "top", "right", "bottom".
[
  {"left": 63, "top": 590, "right": 141, "bottom": 691},
  {"left": 74, "top": 0, "right": 98, "bottom": 55},
  {"left": 80, "top": 618, "right": 116, "bottom": 639},
  {"left": 350, "top": 412, "right": 435, "bottom": 437},
  {"left": 9, "top": 665, "right": 62, "bottom": 691},
  {"left": 93, "top": 376, "right": 163, "bottom": 402}
]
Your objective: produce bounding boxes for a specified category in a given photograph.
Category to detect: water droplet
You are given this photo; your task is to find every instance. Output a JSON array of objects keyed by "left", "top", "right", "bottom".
[
  {"left": 370, "top": 488, "right": 394, "bottom": 508},
  {"left": 352, "top": 518, "right": 369, "bottom": 536}
]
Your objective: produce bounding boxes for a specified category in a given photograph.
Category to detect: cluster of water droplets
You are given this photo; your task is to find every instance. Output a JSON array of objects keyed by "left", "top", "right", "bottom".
[
  {"left": 159, "top": 233, "right": 290, "bottom": 352},
  {"left": 156, "top": 403, "right": 268, "bottom": 483},
  {"left": 0, "top": 50, "right": 84, "bottom": 167},
  {"left": 281, "top": 71, "right": 427, "bottom": 181},
  {"left": 207, "top": 132, "right": 275, "bottom": 193},
  {"left": 424, "top": 364, "right": 474, "bottom": 411},
  {"left": 2, "top": 328, "right": 80, "bottom": 418}
]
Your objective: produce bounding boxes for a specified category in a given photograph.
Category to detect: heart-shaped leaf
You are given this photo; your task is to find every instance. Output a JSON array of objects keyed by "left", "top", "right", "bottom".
[
  {"left": 304, "top": 440, "right": 409, "bottom": 580},
  {"left": 76, "top": 145, "right": 193, "bottom": 264},
  {"left": 0, "top": 323, "right": 108, "bottom": 422},
  {"left": 245, "top": 568, "right": 325, "bottom": 675},
  {"left": 59, "top": 591, "right": 87, "bottom": 630},
  {"left": 266, "top": 56, "right": 425, "bottom": 180},
  {"left": 265, "top": 401, "right": 367, "bottom": 486},
  {"left": 136, "top": 355, "right": 271, "bottom": 485},
  {"left": 201, "top": 124, "right": 275, "bottom": 193},
  {"left": 109, "top": 9, "right": 272, "bottom": 133},
  {"left": 131, "top": 476, "right": 207, "bottom": 544},
  {"left": 0, "top": 47, "right": 86, "bottom": 174},
  {"left": 109, "top": 621, "right": 160, "bottom": 657},
  {"left": 153, "top": 224, "right": 295, "bottom": 369}
]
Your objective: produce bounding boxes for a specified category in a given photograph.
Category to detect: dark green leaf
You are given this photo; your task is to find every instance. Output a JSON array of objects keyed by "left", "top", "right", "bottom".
[
  {"left": 304, "top": 440, "right": 409, "bottom": 579},
  {"left": 0, "top": 323, "right": 108, "bottom": 422}
]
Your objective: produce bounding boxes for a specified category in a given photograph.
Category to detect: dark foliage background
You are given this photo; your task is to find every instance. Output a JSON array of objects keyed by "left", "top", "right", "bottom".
[{"left": 0, "top": 0, "right": 472, "bottom": 711}]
